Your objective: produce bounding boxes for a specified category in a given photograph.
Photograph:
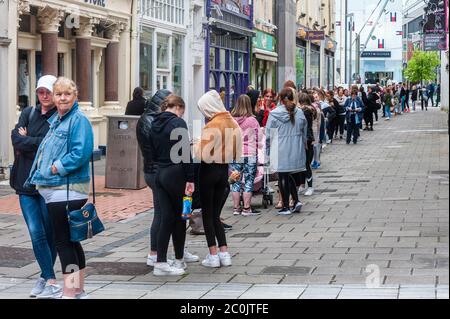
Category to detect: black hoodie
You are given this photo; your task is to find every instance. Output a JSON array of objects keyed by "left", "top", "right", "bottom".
[
  {"left": 136, "top": 90, "right": 172, "bottom": 174},
  {"left": 149, "top": 112, "right": 194, "bottom": 182}
]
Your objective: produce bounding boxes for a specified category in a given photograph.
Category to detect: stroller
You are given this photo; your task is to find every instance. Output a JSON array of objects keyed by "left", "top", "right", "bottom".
[
  {"left": 234, "top": 132, "right": 274, "bottom": 209},
  {"left": 236, "top": 164, "right": 274, "bottom": 209}
]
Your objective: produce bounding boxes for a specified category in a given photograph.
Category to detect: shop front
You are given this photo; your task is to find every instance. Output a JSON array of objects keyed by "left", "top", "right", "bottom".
[
  {"left": 251, "top": 30, "right": 277, "bottom": 92},
  {"left": 138, "top": 0, "right": 187, "bottom": 99},
  {"left": 206, "top": 0, "right": 255, "bottom": 110},
  {"left": 295, "top": 38, "right": 307, "bottom": 90},
  {"left": 14, "top": 0, "right": 134, "bottom": 147}
]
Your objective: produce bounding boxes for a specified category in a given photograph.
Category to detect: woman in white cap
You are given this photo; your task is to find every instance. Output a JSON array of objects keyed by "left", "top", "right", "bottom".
[
  {"left": 10, "top": 75, "right": 59, "bottom": 298},
  {"left": 195, "top": 90, "right": 242, "bottom": 268},
  {"left": 26, "top": 77, "right": 94, "bottom": 299}
]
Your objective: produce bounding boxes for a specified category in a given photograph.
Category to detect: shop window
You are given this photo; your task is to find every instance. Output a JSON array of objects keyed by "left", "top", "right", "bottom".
[
  {"left": 209, "top": 72, "right": 217, "bottom": 91},
  {"left": 238, "top": 53, "right": 244, "bottom": 72},
  {"left": 220, "top": 73, "right": 228, "bottom": 108},
  {"left": 139, "top": 27, "right": 153, "bottom": 97},
  {"left": 209, "top": 48, "right": 216, "bottom": 70},
  {"left": 220, "top": 49, "right": 227, "bottom": 70},
  {"left": 310, "top": 50, "right": 320, "bottom": 88},
  {"left": 157, "top": 33, "right": 170, "bottom": 69},
  {"left": 58, "top": 53, "right": 64, "bottom": 77},
  {"left": 172, "top": 34, "right": 183, "bottom": 96},
  {"left": 18, "top": 50, "right": 30, "bottom": 111},
  {"left": 296, "top": 47, "right": 306, "bottom": 90},
  {"left": 144, "top": 0, "right": 185, "bottom": 26}
]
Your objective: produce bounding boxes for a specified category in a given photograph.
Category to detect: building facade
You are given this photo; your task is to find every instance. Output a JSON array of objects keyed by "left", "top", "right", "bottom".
[
  {"left": 1, "top": 0, "right": 135, "bottom": 174},
  {"left": 250, "top": 0, "right": 277, "bottom": 92},
  {"left": 205, "top": 0, "right": 255, "bottom": 110},
  {"left": 275, "top": 0, "right": 336, "bottom": 91},
  {"left": 296, "top": 0, "right": 336, "bottom": 90}
]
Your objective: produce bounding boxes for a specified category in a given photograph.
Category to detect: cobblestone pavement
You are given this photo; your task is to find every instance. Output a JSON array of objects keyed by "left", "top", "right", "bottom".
[{"left": 0, "top": 108, "right": 448, "bottom": 299}]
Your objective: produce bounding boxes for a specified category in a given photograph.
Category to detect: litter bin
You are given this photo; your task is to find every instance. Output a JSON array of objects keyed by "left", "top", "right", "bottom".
[{"left": 105, "top": 115, "right": 146, "bottom": 190}]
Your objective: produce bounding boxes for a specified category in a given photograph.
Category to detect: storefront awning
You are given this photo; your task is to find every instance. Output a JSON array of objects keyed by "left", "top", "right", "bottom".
[
  {"left": 210, "top": 18, "right": 256, "bottom": 37},
  {"left": 253, "top": 52, "right": 278, "bottom": 62}
]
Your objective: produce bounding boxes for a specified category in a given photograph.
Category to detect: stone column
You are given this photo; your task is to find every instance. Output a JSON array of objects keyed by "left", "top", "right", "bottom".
[
  {"left": 37, "top": 6, "right": 63, "bottom": 76},
  {"left": 102, "top": 24, "right": 123, "bottom": 112},
  {"left": 75, "top": 17, "right": 97, "bottom": 111}
]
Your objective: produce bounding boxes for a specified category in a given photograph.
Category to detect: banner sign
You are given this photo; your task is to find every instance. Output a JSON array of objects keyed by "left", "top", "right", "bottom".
[
  {"left": 361, "top": 51, "right": 392, "bottom": 58},
  {"left": 423, "top": 0, "right": 447, "bottom": 51}
]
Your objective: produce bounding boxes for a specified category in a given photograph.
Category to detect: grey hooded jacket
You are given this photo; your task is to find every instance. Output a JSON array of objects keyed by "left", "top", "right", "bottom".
[{"left": 265, "top": 105, "right": 308, "bottom": 173}]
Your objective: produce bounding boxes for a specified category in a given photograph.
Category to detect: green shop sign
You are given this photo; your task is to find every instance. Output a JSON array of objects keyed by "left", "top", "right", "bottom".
[{"left": 253, "top": 31, "right": 276, "bottom": 52}]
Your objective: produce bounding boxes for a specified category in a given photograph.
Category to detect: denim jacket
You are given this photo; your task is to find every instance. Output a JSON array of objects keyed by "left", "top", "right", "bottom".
[
  {"left": 26, "top": 101, "right": 94, "bottom": 187},
  {"left": 344, "top": 98, "right": 364, "bottom": 125}
]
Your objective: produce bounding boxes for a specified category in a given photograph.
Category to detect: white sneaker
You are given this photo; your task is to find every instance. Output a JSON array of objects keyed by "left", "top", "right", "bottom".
[
  {"left": 30, "top": 278, "right": 46, "bottom": 298},
  {"left": 153, "top": 262, "right": 186, "bottom": 276},
  {"left": 218, "top": 252, "right": 232, "bottom": 267},
  {"left": 298, "top": 186, "right": 306, "bottom": 194},
  {"left": 173, "top": 259, "right": 187, "bottom": 270},
  {"left": 277, "top": 208, "right": 292, "bottom": 216},
  {"left": 291, "top": 201, "right": 303, "bottom": 214},
  {"left": 201, "top": 254, "right": 221, "bottom": 268},
  {"left": 75, "top": 291, "right": 90, "bottom": 299},
  {"left": 36, "top": 284, "right": 63, "bottom": 299},
  {"left": 304, "top": 187, "right": 314, "bottom": 196},
  {"left": 147, "top": 255, "right": 173, "bottom": 267},
  {"left": 183, "top": 249, "right": 199, "bottom": 263}
]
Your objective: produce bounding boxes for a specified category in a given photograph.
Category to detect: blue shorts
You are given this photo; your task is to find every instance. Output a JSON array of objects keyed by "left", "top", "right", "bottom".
[{"left": 230, "top": 157, "right": 258, "bottom": 193}]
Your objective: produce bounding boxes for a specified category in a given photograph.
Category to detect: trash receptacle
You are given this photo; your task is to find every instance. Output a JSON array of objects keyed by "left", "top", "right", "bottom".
[{"left": 105, "top": 115, "right": 146, "bottom": 190}]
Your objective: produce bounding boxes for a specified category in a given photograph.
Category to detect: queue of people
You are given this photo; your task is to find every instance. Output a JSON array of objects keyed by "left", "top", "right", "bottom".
[{"left": 10, "top": 73, "right": 435, "bottom": 298}]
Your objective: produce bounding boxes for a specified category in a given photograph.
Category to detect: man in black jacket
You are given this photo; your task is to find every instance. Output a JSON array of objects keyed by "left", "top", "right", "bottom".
[{"left": 10, "top": 75, "right": 58, "bottom": 298}]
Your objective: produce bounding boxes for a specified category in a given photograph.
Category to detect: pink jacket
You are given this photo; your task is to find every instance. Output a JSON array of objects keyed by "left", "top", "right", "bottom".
[{"left": 234, "top": 116, "right": 261, "bottom": 157}]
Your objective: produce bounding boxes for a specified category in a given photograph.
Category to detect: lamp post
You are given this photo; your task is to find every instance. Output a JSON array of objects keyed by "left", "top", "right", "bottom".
[{"left": 346, "top": 12, "right": 354, "bottom": 85}]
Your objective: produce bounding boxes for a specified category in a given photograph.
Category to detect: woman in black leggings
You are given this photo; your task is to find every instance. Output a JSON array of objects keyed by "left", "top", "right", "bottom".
[
  {"left": 265, "top": 88, "right": 308, "bottom": 215},
  {"left": 196, "top": 90, "right": 242, "bottom": 268},
  {"left": 149, "top": 95, "right": 194, "bottom": 276}
]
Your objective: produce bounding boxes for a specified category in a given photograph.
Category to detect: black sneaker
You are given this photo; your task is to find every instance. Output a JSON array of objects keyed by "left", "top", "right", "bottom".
[{"left": 222, "top": 222, "right": 233, "bottom": 231}]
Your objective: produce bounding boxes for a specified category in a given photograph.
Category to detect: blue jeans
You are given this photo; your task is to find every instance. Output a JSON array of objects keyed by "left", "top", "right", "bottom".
[
  {"left": 19, "top": 194, "right": 57, "bottom": 281},
  {"left": 385, "top": 105, "right": 392, "bottom": 118}
]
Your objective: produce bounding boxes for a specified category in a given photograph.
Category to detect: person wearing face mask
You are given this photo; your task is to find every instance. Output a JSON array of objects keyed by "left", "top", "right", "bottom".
[
  {"left": 10, "top": 75, "right": 58, "bottom": 299},
  {"left": 148, "top": 95, "right": 195, "bottom": 276},
  {"left": 26, "top": 77, "right": 94, "bottom": 299}
]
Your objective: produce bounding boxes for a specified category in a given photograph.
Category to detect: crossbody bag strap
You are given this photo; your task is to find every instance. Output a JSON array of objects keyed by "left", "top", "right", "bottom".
[
  {"left": 66, "top": 117, "right": 72, "bottom": 216},
  {"left": 91, "top": 153, "right": 95, "bottom": 205}
]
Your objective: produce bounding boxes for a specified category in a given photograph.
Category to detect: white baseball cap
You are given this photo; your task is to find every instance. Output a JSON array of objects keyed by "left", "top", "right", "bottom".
[{"left": 36, "top": 75, "right": 57, "bottom": 93}]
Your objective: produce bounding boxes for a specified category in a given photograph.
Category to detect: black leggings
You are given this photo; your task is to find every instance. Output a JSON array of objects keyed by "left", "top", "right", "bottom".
[
  {"left": 300, "top": 142, "right": 314, "bottom": 188},
  {"left": 47, "top": 199, "right": 87, "bottom": 275},
  {"left": 278, "top": 172, "right": 299, "bottom": 209},
  {"left": 155, "top": 165, "right": 187, "bottom": 262},
  {"left": 335, "top": 115, "right": 346, "bottom": 137},
  {"left": 364, "top": 111, "right": 374, "bottom": 128},
  {"left": 199, "top": 163, "right": 228, "bottom": 248}
]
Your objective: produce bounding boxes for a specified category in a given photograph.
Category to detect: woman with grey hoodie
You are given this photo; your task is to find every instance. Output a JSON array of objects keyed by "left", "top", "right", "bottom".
[{"left": 265, "top": 88, "right": 308, "bottom": 215}]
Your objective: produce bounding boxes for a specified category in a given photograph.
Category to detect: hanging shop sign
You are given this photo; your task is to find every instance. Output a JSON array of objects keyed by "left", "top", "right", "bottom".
[
  {"left": 305, "top": 31, "right": 325, "bottom": 41},
  {"left": 252, "top": 31, "right": 275, "bottom": 52}
]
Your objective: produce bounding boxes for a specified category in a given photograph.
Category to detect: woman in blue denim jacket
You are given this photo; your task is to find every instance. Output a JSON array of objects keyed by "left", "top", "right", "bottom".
[
  {"left": 26, "top": 77, "right": 94, "bottom": 299},
  {"left": 344, "top": 90, "right": 364, "bottom": 145}
]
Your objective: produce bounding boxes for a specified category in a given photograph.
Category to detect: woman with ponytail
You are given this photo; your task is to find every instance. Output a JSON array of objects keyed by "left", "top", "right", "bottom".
[{"left": 265, "top": 88, "right": 308, "bottom": 215}]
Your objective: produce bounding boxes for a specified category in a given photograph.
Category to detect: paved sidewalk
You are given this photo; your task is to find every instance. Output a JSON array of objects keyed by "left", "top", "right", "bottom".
[{"left": 0, "top": 108, "right": 448, "bottom": 299}]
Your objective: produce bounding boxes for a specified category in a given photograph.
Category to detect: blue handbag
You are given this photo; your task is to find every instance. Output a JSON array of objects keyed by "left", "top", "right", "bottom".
[{"left": 66, "top": 127, "right": 104, "bottom": 242}]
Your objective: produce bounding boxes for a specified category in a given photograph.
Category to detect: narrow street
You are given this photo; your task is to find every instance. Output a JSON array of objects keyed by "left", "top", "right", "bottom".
[{"left": 0, "top": 108, "right": 448, "bottom": 299}]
